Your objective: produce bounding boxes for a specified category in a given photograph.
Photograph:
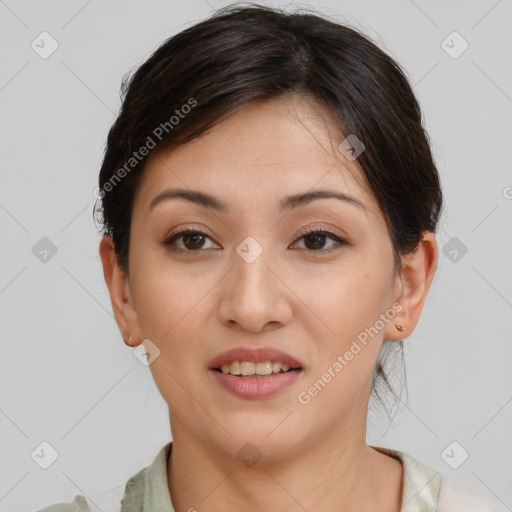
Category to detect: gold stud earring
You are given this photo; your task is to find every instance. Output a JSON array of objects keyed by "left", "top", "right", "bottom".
[{"left": 395, "top": 324, "right": 404, "bottom": 332}]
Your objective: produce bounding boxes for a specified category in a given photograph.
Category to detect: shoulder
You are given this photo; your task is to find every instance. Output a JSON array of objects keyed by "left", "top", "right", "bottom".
[
  {"left": 33, "top": 484, "right": 128, "bottom": 512},
  {"left": 32, "top": 442, "right": 171, "bottom": 512},
  {"left": 370, "top": 445, "right": 493, "bottom": 512},
  {"left": 437, "top": 477, "right": 493, "bottom": 512},
  {"left": 34, "top": 494, "right": 90, "bottom": 512}
]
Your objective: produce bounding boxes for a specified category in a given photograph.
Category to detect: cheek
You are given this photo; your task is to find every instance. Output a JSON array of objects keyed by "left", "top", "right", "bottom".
[
  {"left": 297, "top": 272, "right": 387, "bottom": 411},
  {"left": 130, "top": 253, "right": 221, "bottom": 373},
  {"left": 130, "top": 243, "right": 211, "bottom": 338},
  {"left": 303, "top": 262, "right": 389, "bottom": 328},
  {"left": 301, "top": 264, "right": 393, "bottom": 369},
  {"left": 131, "top": 264, "right": 210, "bottom": 405}
]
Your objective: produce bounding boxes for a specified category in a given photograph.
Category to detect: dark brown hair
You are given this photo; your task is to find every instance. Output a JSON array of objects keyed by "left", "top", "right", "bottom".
[{"left": 94, "top": 2, "right": 443, "bottom": 415}]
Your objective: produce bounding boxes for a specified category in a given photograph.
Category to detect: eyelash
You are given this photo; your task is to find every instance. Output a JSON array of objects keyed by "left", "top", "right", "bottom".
[{"left": 161, "top": 227, "right": 348, "bottom": 254}]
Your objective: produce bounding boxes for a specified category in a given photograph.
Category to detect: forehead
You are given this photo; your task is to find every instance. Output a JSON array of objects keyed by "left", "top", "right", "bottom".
[{"left": 134, "top": 95, "right": 378, "bottom": 217}]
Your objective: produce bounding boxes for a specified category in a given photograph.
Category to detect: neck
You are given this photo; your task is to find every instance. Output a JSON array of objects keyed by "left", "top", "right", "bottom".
[{"left": 167, "top": 422, "right": 402, "bottom": 512}]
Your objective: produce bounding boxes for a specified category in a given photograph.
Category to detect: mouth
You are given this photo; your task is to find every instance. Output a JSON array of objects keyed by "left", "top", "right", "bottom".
[
  {"left": 212, "top": 361, "right": 303, "bottom": 378},
  {"left": 207, "top": 347, "right": 304, "bottom": 399}
]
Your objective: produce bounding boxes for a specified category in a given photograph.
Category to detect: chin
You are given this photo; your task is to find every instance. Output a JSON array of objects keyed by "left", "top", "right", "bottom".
[{"left": 207, "top": 417, "right": 307, "bottom": 462}]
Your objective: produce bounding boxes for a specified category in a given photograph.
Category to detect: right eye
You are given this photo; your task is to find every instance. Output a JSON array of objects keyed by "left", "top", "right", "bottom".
[{"left": 162, "top": 229, "right": 220, "bottom": 253}]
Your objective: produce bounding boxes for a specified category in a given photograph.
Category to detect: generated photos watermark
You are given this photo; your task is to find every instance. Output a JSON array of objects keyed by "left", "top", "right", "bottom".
[
  {"left": 93, "top": 97, "right": 198, "bottom": 200},
  {"left": 297, "top": 302, "right": 403, "bottom": 405}
]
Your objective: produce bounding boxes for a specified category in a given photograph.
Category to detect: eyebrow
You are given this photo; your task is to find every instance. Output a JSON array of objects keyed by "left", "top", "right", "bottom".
[{"left": 149, "top": 188, "right": 368, "bottom": 212}]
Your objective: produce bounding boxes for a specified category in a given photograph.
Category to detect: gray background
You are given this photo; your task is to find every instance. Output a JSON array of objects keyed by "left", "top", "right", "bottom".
[{"left": 1, "top": 0, "right": 511, "bottom": 510}]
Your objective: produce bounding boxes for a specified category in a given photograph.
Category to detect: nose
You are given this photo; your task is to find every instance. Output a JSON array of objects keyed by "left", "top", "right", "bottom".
[{"left": 217, "top": 239, "right": 293, "bottom": 333}]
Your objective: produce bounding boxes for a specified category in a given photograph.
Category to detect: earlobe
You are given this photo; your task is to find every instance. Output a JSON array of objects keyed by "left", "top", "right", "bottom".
[
  {"left": 384, "top": 231, "right": 438, "bottom": 341},
  {"left": 99, "top": 235, "right": 142, "bottom": 347}
]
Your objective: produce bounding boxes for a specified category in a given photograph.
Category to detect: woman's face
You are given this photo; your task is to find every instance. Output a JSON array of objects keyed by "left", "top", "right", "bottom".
[{"left": 117, "top": 95, "right": 411, "bottom": 458}]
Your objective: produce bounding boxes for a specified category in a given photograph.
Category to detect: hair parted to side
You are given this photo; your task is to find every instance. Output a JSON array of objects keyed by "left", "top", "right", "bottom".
[{"left": 94, "top": 2, "right": 443, "bottom": 419}]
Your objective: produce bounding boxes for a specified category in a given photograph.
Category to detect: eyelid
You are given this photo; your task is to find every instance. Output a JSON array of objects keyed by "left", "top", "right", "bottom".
[{"left": 293, "top": 223, "right": 347, "bottom": 241}]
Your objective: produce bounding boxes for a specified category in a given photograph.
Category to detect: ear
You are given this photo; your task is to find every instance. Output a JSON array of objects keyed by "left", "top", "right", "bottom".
[
  {"left": 383, "top": 231, "right": 438, "bottom": 341},
  {"left": 99, "top": 235, "right": 143, "bottom": 347}
]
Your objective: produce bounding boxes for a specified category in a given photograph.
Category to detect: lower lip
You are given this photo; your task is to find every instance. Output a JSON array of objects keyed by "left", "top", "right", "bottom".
[{"left": 209, "top": 369, "right": 302, "bottom": 399}]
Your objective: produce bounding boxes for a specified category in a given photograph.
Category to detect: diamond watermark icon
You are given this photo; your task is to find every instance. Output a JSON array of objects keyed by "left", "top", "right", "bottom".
[
  {"left": 441, "top": 31, "right": 468, "bottom": 59},
  {"left": 441, "top": 441, "right": 469, "bottom": 469},
  {"left": 32, "top": 237, "right": 58, "bottom": 263},
  {"left": 31, "top": 32, "right": 59, "bottom": 59},
  {"left": 236, "top": 236, "right": 263, "bottom": 264},
  {"left": 237, "top": 442, "right": 263, "bottom": 468},
  {"left": 442, "top": 236, "right": 468, "bottom": 263},
  {"left": 31, "top": 441, "right": 59, "bottom": 469},
  {"left": 338, "top": 134, "right": 365, "bottom": 161},
  {"left": 133, "top": 338, "right": 161, "bottom": 366}
]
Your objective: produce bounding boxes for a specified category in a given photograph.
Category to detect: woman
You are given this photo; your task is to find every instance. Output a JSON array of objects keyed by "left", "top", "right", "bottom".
[{"left": 37, "top": 3, "right": 490, "bottom": 511}]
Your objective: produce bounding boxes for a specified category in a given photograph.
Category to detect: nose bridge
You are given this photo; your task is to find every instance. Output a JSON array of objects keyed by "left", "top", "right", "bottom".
[
  {"left": 233, "top": 234, "right": 274, "bottom": 297},
  {"left": 218, "top": 234, "right": 290, "bottom": 331}
]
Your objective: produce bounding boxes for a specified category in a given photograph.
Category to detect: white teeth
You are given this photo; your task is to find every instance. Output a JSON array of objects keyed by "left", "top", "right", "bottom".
[
  {"left": 256, "top": 361, "right": 272, "bottom": 375},
  {"left": 240, "top": 361, "right": 255, "bottom": 376},
  {"left": 219, "top": 361, "right": 296, "bottom": 376},
  {"left": 230, "top": 361, "right": 241, "bottom": 375}
]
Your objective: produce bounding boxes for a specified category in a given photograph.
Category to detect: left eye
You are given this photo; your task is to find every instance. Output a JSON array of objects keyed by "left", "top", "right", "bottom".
[{"left": 292, "top": 229, "right": 348, "bottom": 252}]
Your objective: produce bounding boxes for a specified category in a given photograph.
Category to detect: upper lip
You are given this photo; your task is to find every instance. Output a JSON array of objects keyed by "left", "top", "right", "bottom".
[{"left": 209, "top": 346, "right": 304, "bottom": 370}]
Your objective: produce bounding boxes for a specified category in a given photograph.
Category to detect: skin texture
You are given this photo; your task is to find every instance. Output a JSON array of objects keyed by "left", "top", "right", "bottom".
[{"left": 100, "top": 94, "right": 438, "bottom": 512}]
